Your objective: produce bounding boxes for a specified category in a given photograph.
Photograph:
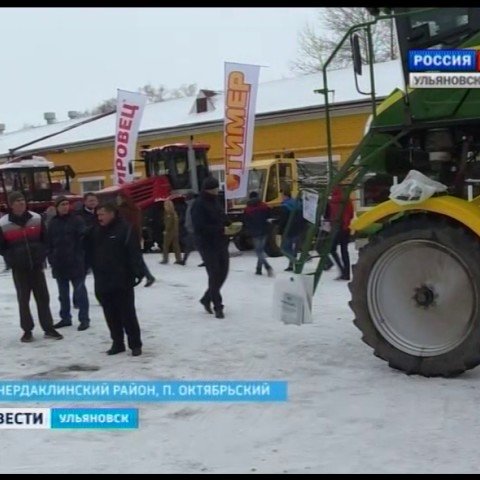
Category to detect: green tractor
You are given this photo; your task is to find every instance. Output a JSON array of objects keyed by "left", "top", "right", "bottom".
[{"left": 295, "top": 7, "right": 480, "bottom": 377}]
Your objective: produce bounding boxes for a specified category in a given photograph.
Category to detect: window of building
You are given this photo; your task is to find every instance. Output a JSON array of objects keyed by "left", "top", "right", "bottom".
[
  {"left": 190, "top": 90, "right": 218, "bottom": 114},
  {"left": 79, "top": 178, "right": 105, "bottom": 195},
  {"left": 196, "top": 98, "right": 208, "bottom": 113},
  {"left": 109, "top": 172, "right": 142, "bottom": 182},
  {"left": 209, "top": 166, "right": 225, "bottom": 190}
]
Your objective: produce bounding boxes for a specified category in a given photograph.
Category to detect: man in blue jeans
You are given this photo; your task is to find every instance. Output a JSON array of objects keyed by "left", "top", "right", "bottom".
[
  {"left": 278, "top": 191, "right": 306, "bottom": 271},
  {"left": 243, "top": 191, "right": 273, "bottom": 277},
  {"left": 47, "top": 196, "right": 90, "bottom": 331}
]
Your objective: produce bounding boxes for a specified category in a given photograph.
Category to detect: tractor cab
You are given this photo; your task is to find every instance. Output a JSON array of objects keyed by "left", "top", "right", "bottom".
[
  {"left": 139, "top": 143, "right": 210, "bottom": 194},
  {"left": 229, "top": 157, "right": 299, "bottom": 212},
  {"left": 0, "top": 156, "right": 78, "bottom": 212},
  {"left": 0, "top": 157, "right": 53, "bottom": 206}
]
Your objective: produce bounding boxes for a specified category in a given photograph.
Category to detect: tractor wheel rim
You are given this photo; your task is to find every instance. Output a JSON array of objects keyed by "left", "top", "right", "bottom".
[{"left": 367, "top": 239, "right": 476, "bottom": 357}]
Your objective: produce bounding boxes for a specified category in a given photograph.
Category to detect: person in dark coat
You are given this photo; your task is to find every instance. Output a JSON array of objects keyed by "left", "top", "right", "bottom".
[
  {"left": 75, "top": 192, "right": 99, "bottom": 278},
  {"left": 327, "top": 185, "right": 354, "bottom": 280},
  {"left": 85, "top": 202, "right": 144, "bottom": 356},
  {"left": 47, "top": 196, "right": 90, "bottom": 331},
  {"left": 243, "top": 191, "right": 273, "bottom": 276},
  {"left": 76, "top": 192, "right": 99, "bottom": 229},
  {"left": 180, "top": 191, "right": 197, "bottom": 265},
  {"left": 0, "top": 212, "right": 11, "bottom": 272},
  {"left": 278, "top": 191, "right": 307, "bottom": 271},
  {"left": 116, "top": 192, "right": 156, "bottom": 287},
  {"left": 43, "top": 205, "right": 57, "bottom": 230},
  {"left": 0, "top": 191, "right": 63, "bottom": 342},
  {"left": 191, "top": 176, "right": 230, "bottom": 319}
]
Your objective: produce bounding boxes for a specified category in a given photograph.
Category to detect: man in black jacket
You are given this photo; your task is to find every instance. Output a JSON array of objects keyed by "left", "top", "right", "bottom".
[
  {"left": 85, "top": 202, "right": 144, "bottom": 356},
  {"left": 47, "top": 196, "right": 90, "bottom": 331},
  {"left": 191, "top": 177, "right": 230, "bottom": 319},
  {"left": 0, "top": 191, "right": 63, "bottom": 342}
]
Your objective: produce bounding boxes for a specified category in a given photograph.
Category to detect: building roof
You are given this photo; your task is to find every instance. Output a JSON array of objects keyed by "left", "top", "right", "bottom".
[{"left": 0, "top": 60, "right": 404, "bottom": 157}]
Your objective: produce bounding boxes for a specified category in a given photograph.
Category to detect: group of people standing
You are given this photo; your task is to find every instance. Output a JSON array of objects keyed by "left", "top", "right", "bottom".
[
  {"left": 0, "top": 191, "right": 146, "bottom": 356},
  {"left": 0, "top": 177, "right": 233, "bottom": 352},
  {"left": 0, "top": 177, "right": 354, "bottom": 354}
]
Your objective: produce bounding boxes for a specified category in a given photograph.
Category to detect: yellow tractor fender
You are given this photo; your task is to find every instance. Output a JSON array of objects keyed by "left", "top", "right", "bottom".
[{"left": 350, "top": 196, "right": 480, "bottom": 237}]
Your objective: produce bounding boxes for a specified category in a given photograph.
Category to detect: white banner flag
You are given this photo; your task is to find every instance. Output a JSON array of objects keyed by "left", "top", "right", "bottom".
[
  {"left": 114, "top": 89, "right": 147, "bottom": 185},
  {"left": 224, "top": 62, "right": 260, "bottom": 199}
]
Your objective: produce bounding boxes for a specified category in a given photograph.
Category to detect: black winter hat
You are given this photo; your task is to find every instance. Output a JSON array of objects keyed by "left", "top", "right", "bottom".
[
  {"left": 8, "top": 191, "right": 25, "bottom": 205},
  {"left": 249, "top": 191, "right": 259, "bottom": 199},
  {"left": 54, "top": 195, "right": 69, "bottom": 208},
  {"left": 202, "top": 176, "right": 219, "bottom": 191}
]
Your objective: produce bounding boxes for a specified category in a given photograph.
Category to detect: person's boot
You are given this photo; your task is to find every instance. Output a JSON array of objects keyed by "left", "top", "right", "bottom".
[
  {"left": 54, "top": 320, "right": 72, "bottom": 328},
  {"left": 106, "top": 344, "right": 126, "bottom": 355},
  {"left": 255, "top": 265, "right": 262, "bottom": 275},
  {"left": 144, "top": 275, "right": 156, "bottom": 287},
  {"left": 20, "top": 331, "right": 33, "bottom": 343},
  {"left": 266, "top": 265, "right": 274, "bottom": 277},
  {"left": 214, "top": 307, "right": 225, "bottom": 319},
  {"left": 323, "top": 257, "right": 334, "bottom": 271},
  {"left": 44, "top": 329, "right": 64, "bottom": 340},
  {"left": 200, "top": 297, "right": 213, "bottom": 314}
]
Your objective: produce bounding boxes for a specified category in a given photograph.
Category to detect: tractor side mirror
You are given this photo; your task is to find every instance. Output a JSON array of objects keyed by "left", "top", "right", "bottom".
[{"left": 351, "top": 33, "right": 363, "bottom": 76}]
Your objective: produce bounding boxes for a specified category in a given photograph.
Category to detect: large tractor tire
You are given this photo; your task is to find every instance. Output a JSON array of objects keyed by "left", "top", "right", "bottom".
[
  {"left": 264, "top": 222, "right": 283, "bottom": 257},
  {"left": 349, "top": 215, "right": 480, "bottom": 377}
]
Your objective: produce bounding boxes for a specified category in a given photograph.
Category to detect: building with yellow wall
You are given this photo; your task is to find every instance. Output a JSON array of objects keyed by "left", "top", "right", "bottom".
[{"left": 0, "top": 61, "right": 403, "bottom": 200}]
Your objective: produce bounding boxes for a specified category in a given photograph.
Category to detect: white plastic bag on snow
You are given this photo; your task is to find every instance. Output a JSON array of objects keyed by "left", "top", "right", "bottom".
[{"left": 273, "top": 274, "right": 314, "bottom": 325}]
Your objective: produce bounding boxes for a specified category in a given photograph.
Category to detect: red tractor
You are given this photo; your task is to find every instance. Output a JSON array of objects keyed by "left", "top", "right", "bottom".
[
  {"left": 0, "top": 143, "right": 210, "bottom": 254},
  {"left": 0, "top": 155, "right": 81, "bottom": 215},
  {"left": 95, "top": 141, "right": 211, "bottom": 250}
]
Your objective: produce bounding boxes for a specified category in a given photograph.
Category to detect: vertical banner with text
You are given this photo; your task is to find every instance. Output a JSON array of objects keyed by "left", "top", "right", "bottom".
[
  {"left": 224, "top": 62, "right": 260, "bottom": 199},
  {"left": 114, "top": 89, "right": 147, "bottom": 185}
]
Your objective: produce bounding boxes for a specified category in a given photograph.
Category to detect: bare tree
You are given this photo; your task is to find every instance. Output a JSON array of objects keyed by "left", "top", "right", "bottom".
[
  {"left": 90, "top": 98, "right": 117, "bottom": 115},
  {"left": 290, "top": 22, "right": 327, "bottom": 74},
  {"left": 170, "top": 83, "right": 198, "bottom": 99},
  {"left": 81, "top": 83, "right": 198, "bottom": 117},
  {"left": 290, "top": 7, "right": 398, "bottom": 73},
  {"left": 139, "top": 83, "right": 197, "bottom": 102},
  {"left": 138, "top": 84, "right": 168, "bottom": 103}
]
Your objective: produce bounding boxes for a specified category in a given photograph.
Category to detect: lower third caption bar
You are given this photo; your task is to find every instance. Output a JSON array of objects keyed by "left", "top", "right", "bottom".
[{"left": 0, "top": 408, "right": 138, "bottom": 429}]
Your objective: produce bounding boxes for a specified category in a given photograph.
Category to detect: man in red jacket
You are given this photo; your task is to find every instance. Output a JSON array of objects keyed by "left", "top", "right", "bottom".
[
  {"left": 0, "top": 191, "right": 63, "bottom": 342},
  {"left": 327, "top": 186, "right": 354, "bottom": 281}
]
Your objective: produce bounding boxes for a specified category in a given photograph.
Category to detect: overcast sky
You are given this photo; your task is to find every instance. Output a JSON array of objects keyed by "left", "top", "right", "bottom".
[{"left": 0, "top": 7, "right": 319, "bottom": 133}]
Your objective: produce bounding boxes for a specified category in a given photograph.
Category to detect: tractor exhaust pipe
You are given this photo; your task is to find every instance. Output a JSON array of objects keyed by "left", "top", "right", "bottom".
[{"left": 187, "top": 135, "right": 199, "bottom": 194}]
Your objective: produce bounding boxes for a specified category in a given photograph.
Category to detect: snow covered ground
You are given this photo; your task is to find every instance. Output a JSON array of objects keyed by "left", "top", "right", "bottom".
[{"left": 1, "top": 246, "right": 480, "bottom": 474}]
